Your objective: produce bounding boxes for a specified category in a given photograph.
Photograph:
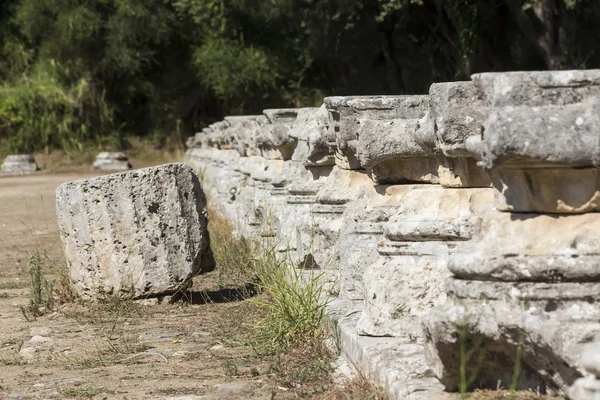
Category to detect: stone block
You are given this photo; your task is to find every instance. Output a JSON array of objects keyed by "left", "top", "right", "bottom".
[
  {"left": 257, "top": 108, "right": 298, "bottom": 160},
  {"left": 324, "top": 95, "right": 429, "bottom": 170},
  {"left": 288, "top": 106, "right": 334, "bottom": 166},
  {"left": 571, "top": 339, "right": 600, "bottom": 400},
  {"left": 422, "top": 279, "right": 598, "bottom": 395},
  {"left": 417, "top": 81, "right": 488, "bottom": 158},
  {"left": 56, "top": 163, "right": 214, "bottom": 299},
  {"left": 448, "top": 211, "right": 600, "bottom": 282},
  {"left": 93, "top": 152, "right": 131, "bottom": 171},
  {"left": 356, "top": 186, "right": 492, "bottom": 338},
  {"left": 1, "top": 154, "right": 38, "bottom": 175},
  {"left": 469, "top": 70, "right": 600, "bottom": 212}
]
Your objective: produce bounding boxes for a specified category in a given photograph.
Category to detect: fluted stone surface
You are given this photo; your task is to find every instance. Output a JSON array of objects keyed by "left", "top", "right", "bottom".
[{"left": 56, "top": 163, "right": 214, "bottom": 299}]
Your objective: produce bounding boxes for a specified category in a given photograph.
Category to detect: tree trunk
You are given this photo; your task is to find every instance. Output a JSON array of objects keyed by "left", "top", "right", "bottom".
[
  {"left": 503, "top": 0, "right": 565, "bottom": 69},
  {"left": 379, "top": 28, "right": 403, "bottom": 93}
]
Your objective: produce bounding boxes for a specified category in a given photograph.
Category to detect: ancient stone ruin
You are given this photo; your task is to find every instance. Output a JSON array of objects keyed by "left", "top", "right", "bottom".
[
  {"left": 56, "top": 163, "right": 214, "bottom": 300},
  {"left": 93, "top": 151, "right": 132, "bottom": 171},
  {"left": 184, "top": 69, "right": 600, "bottom": 399},
  {"left": 1, "top": 154, "right": 38, "bottom": 175}
]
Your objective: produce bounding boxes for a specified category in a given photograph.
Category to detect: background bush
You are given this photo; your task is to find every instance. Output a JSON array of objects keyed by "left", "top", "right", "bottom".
[{"left": 0, "top": 0, "right": 599, "bottom": 154}]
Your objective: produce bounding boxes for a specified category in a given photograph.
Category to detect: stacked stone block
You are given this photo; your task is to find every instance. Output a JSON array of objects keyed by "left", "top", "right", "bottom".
[{"left": 184, "top": 69, "right": 600, "bottom": 400}]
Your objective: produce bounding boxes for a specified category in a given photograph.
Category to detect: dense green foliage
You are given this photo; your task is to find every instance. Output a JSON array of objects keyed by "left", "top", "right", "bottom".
[{"left": 1, "top": 0, "right": 599, "bottom": 153}]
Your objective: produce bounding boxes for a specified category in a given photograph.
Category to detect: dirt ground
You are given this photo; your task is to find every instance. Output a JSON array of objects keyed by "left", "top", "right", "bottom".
[{"left": 0, "top": 163, "right": 301, "bottom": 399}]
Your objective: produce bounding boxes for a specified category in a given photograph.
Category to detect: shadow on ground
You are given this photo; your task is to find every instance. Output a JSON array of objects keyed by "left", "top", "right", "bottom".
[{"left": 175, "top": 283, "right": 258, "bottom": 305}]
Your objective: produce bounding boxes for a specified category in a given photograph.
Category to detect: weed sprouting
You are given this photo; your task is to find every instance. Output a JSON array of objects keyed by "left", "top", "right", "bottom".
[
  {"left": 252, "top": 248, "right": 328, "bottom": 351},
  {"left": 458, "top": 318, "right": 486, "bottom": 398},
  {"left": 208, "top": 207, "right": 259, "bottom": 288},
  {"left": 509, "top": 328, "right": 527, "bottom": 399},
  {"left": 54, "top": 266, "right": 77, "bottom": 304},
  {"left": 20, "top": 250, "right": 54, "bottom": 320},
  {"left": 207, "top": 205, "right": 334, "bottom": 393}
]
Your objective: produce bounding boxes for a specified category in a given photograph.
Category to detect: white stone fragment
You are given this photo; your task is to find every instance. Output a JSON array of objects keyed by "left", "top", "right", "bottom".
[
  {"left": 1, "top": 154, "right": 38, "bottom": 175},
  {"left": 93, "top": 152, "right": 131, "bottom": 171},
  {"left": 56, "top": 163, "right": 214, "bottom": 300}
]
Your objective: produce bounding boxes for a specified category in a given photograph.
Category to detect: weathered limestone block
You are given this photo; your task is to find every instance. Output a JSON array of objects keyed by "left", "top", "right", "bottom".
[
  {"left": 1, "top": 154, "right": 38, "bottom": 175},
  {"left": 413, "top": 81, "right": 491, "bottom": 187},
  {"left": 224, "top": 115, "right": 263, "bottom": 157},
  {"left": 250, "top": 158, "right": 291, "bottom": 237},
  {"left": 56, "top": 163, "right": 214, "bottom": 299},
  {"left": 311, "top": 166, "right": 373, "bottom": 273},
  {"left": 276, "top": 106, "right": 334, "bottom": 264},
  {"left": 289, "top": 106, "right": 334, "bottom": 166},
  {"left": 423, "top": 278, "right": 599, "bottom": 394},
  {"left": 336, "top": 184, "right": 396, "bottom": 301},
  {"left": 329, "top": 89, "right": 492, "bottom": 340},
  {"left": 425, "top": 212, "right": 600, "bottom": 394},
  {"left": 423, "top": 70, "right": 600, "bottom": 398},
  {"left": 277, "top": 166, "right": 333, "bottom": 266},
  {"left": 93, "top": 152, "right": 131, "bottom": 171},
  {"left": 417, "top": 81, "right": 486, "bottom": 157},
  {"left": 469, "top": 70, "right": 600, "bottom": 213},
  {"left": 205, "top": 120, "right": 234, "bottom": 149},
  {"left": 357, "top": 186, "right": 493, "bottom": 338},
  {"left": 570, "top": 338, "right": 600, "bottom": 400},
  {"left": 257, "top": 109, "right": 298, "bottom": 160},
  {"left": 448, "top": 211, "right": 600, "bottom": 282},
  {"left": 326, "top": 89, "right": 489, "bottom": 187},
  {"left": 186, "top": 148, "right": 244, "bottom": 225},
  {"left": 324, "top": 95, "right": 429, "bottom": 171}
]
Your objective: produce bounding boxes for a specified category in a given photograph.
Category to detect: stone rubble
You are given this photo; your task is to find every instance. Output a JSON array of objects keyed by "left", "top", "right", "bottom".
[
  {"left": 93, "top": 151, "right": 132, "bottom": 171},
  {"left": 56, "top": 163, "right": 214, "bottom": 299},
  {"left": 184, "top": 69, "right": 600, "bottom": 399},
  {"left": 1, "top": 154, "right": 38, "bottom": 175}
]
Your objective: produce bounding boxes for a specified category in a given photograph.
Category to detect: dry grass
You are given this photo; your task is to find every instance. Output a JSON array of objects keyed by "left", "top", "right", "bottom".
[
  {"left": 58, "top": 385, "right": 113, "bottom": 398},
  {"left": 206, "top": 206, "right": 259, "bottom": 288},
  {"left": 318, "top": 374, "right": 388, "bottom": 400},
  {"left": 0, "top": 280, "right": 28, "bottom": 290},
  {"left": 466, "top": 390, "right": 563, "bottom": 400}
]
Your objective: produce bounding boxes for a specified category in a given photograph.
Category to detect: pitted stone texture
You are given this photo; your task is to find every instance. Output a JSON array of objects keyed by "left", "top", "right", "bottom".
[
  {"left": 224, "top": 115, "right": 263, "bottom": 157},
  {"left": 423, "top": 279, "right": 598, "bottom": 396},
  {"left": 449, "top": 211, "right": 600, "bottom": 282},
  {"left": 93, "top": 152, "right": 131, "bottom": 171},
  {"left": 417, "top": 81, "right": 488, "bottom": 158},
  {"left": 357, "top": 186, "right": 493, "bottom": 338},
  {"left": 468, "top": 70, "right": 600, "bottom": 212},
  {"left": 56, "top": 163, "right": 214, "bottom": 299},
  {"left": 1, "top": 154, "right": 38, "bottom": 175},
  {"left": 324, "top": 95, "right": 429, "bottom": 170},
  {"left": 356, "top": 109, "right": 428, "bottom": 168},
  {"left": 473, "top": 69, "right": 600, "bottom": 109},
  {"left": 571, "top": 339, "right": 600, "bottom": 400},
  {"left": 331, "top": 90, "right": 488, "bottom": 187},
  {"left": 328, "top": 299, "right": 451, "bottom": 400},
  {"left": 288, "top": 106, "right": 333, "bottom": 166},
  {"left": 257, "top": 108, "right": 298, "bottom": 160}
]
